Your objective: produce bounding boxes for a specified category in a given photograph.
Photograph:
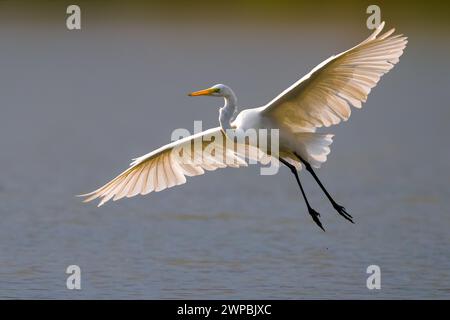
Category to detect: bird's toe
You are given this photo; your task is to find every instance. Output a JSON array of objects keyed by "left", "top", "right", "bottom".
[
  {"left": 333, "top": 204, "right": 354, "bottom": 223},
  {"left": 308, "top": 208, "right": 325, "bottom": 231}
]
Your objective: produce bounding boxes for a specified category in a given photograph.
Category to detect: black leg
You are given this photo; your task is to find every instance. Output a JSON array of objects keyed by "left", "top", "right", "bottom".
[
  {"left": 294, "top": 153, "right": 354, "bottom": 224},
  {"left": 279, "top": 158, "right": 325, "bottom": 231}
]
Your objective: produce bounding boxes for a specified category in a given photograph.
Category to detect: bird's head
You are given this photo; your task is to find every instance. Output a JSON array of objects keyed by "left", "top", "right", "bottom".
[{"left": 188, "top": 84, "right": 233, "bottom": 98}]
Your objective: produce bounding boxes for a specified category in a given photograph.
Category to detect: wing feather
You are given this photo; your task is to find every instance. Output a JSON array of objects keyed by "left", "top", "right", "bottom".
[
  {"left": 78, "top": 127, "right": 259, "bottom": 206},
  {"left": 262, "top": 22, "right": 407, "bottom": 131}
]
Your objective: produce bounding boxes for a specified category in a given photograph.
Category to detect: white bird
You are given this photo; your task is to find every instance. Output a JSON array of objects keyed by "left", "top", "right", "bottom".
[{"left": 79, "top": 22, "right": 407, "bottom": 230}]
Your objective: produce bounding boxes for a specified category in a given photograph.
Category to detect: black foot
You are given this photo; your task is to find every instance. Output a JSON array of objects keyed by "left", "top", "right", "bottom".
[
  {"left": 308, "top": 208, "right": 325, "bottom": 232},
  {"left": 333, "top": 204, "right": 354, "bottom": 224}
]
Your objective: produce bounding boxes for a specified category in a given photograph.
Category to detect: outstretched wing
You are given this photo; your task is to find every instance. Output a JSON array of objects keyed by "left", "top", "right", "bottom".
[
  {"left": 261, "top": 22, "right": 407, "bottom": 132},
  {"left": 79, "top": 127, "right": 260, "bottom": 206}
]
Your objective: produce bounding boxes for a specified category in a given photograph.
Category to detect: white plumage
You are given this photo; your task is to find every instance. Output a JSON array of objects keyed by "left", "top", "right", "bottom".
[{"left": 80, "top": 22, "right": 407, "bottom": 211}]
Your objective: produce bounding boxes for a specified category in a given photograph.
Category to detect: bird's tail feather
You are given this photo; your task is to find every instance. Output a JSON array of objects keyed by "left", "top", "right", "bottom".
[{"left": 294, "top": 132, "right": 334, "bottom": 168}]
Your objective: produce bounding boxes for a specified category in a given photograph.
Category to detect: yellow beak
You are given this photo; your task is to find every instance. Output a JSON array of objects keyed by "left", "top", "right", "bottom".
[{"left": 188, "top": 87, "right": 218, "bottom": 96}]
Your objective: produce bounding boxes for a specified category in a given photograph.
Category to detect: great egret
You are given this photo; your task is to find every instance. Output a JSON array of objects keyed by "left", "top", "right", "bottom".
[{"left": 79, "top": 22, "right": 407, "bottom": 230}]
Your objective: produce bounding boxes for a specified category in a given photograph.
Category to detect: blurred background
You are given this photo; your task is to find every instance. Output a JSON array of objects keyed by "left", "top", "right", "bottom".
[{"left": 0, "top": 0, "right": 449, "bottom": 299}]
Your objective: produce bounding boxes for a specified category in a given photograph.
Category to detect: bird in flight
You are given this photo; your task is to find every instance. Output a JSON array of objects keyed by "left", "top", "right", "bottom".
[{"left": 79, "top": 22, "right": 407, "bottom": 230}]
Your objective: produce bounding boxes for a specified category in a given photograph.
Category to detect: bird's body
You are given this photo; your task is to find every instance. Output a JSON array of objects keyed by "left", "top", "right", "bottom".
[{"left": 80, "top": 22, "right": 407, "bottom": 230}]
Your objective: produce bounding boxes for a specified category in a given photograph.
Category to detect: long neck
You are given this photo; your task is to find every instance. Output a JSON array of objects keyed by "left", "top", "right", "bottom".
[{"left": 219, "top": 92, "right": 237, "bottom": 130}]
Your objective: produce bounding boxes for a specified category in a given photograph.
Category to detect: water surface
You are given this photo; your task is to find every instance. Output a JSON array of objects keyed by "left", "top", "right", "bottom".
[{"left": 0, "top": 8, "right": 449, "bottom": 299}]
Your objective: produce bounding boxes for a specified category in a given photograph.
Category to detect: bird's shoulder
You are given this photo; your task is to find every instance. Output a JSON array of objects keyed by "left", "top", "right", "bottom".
[{"left": 232, "top": 107, "right": 267, "bottom": 130}]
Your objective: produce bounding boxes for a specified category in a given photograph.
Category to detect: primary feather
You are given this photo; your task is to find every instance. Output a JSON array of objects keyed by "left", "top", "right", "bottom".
[
  {"left": 261, "top": 22, "right": 407, "bottom": 132},
  {"left": 79, "top": 128, "right": 262, "bottom": 206}
]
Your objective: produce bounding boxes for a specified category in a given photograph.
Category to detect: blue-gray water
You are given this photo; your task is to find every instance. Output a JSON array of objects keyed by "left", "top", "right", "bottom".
[{"left": 0, "top": 18, "right": 449, "bottom": 299}]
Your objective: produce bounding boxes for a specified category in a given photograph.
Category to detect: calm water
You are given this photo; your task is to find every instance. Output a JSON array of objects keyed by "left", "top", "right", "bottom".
[{"left": 0, "top": 19, "right": 449, "bottom": 299}]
